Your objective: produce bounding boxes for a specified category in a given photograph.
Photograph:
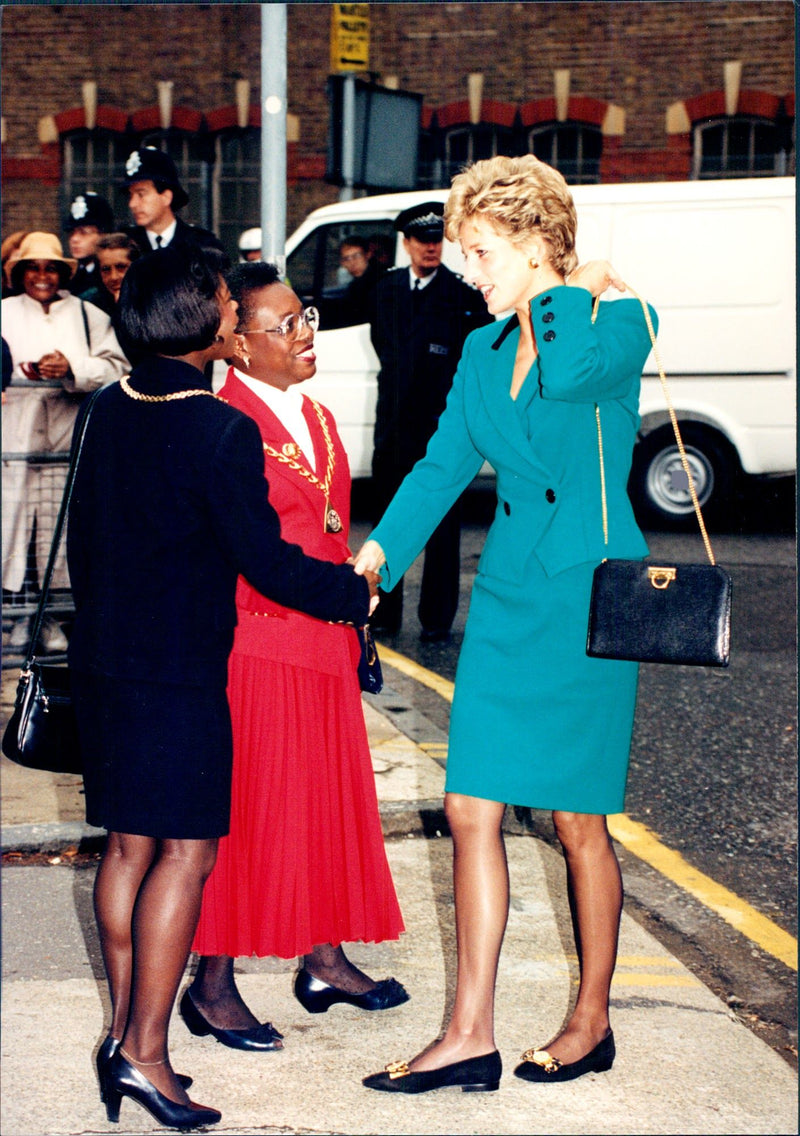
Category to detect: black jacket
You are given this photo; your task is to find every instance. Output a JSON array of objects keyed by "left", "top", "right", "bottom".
[
  {"left": 126, "top": 217, "right": 225, "bottom": 259},
  {"left": 370, "top": 265, "right": 491, "bottom": 475},
  {"left": 67, "top": 356, "right": 368, "bottom": 686}
]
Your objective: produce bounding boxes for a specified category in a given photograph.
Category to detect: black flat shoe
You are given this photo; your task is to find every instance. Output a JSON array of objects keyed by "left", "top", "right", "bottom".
[
  {"left": 294, "top": 968, "right": 410, "bottom": 1014},
  {"left": 513, "top": 1032, "right": 615, "bottom": 1083},
  {"left": 96, "top": 1035, "right": 192, "bottom": 1101},
  {"left": 103, "top": 1050, "right": 221, "bottom": 1129},
  {"left": 363, "top": 1050, "right": 502, "bottom": 1094},
  {"left": 179, "top": 989, "right": 284, "bottom": 1051}
]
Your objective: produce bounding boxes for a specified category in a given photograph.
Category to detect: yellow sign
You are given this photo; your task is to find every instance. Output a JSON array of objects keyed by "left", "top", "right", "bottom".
[{"left": 330, "top": 3, "right": 369, "bottom": 72}]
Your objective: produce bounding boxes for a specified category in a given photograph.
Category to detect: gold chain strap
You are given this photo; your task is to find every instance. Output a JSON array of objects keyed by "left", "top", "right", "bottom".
[
  {"left": 120, "top": 375, "right": 217, "bottom": 403},
  {"left": 592, "top": 291, "right": 716, "bottom": 567},
  {"left": 261, "top": 398, "right": 339, "bottom": 532}
]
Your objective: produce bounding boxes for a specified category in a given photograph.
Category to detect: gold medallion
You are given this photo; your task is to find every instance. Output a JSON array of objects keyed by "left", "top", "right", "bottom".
[
  {"left": 325, "top": 505, "right": 343, "bottom": 533},
  {"left": 282, "top": 441, "right": 301, "bottom": 458}
]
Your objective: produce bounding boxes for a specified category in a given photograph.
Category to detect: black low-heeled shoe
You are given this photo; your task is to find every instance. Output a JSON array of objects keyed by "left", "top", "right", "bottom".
[
  {"left": 96, "top": 1035, "right": 192, "bottom": 1101},
  {"left": 103, "top": 1050, "right": 221, "bottom": 1129},
  {"left": 294, "top": 968, "right": 410, "bottom": 1014},
  {"left": 513, "top": 1032, "right": 615, "bottom": 1083},
  {"left": 363, "top": 1050, "right": 502, "bottom": 1094},
  {"left": 180, "top": 988, "right": 284, "bottom": 1051}
]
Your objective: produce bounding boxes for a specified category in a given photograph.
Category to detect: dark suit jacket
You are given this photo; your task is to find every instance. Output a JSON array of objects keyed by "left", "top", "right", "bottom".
[
  {"left": 370, "top": 264, "right": 491, "bottom": 478},
  {"left": 67, "top": 355, "right": 369, "bottom": 687},
  {"left": 126, "top": 217, "right": 225, "bottom": 258}
]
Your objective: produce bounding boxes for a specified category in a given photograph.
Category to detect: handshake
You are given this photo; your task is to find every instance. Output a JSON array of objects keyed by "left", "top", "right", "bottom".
[{"left": 347, "top": 540, "right": 387, "bottom": 617}]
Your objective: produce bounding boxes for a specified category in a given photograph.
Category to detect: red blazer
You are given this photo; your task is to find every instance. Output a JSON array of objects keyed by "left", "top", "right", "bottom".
[{"left": 218, "top": 368, "right": 360, "bottom": 676}]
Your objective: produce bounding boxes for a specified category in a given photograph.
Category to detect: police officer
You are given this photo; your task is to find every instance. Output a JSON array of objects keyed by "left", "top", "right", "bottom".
[
  {"left": 370, "top": 202, "right": 491, "bottom": 640},
  {"left": 123, "top": 147, "right": 224, "bottom": 258},
  {"left": 63, "top": 192, "right": 115, "bottom": 306}
]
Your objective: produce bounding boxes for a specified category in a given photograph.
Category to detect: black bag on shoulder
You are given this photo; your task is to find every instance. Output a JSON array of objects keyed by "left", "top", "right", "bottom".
[
  {"left": 2, "top": 388, "right": 103, "bottom": 773},
  {"left": 585, "top": 292, "right": 732, "bottom": 669}
]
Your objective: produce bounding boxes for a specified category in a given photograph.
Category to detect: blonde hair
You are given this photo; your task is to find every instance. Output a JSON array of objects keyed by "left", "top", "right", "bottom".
[{"left": 444, "top": 155, "right": 578, "bottom": 276}]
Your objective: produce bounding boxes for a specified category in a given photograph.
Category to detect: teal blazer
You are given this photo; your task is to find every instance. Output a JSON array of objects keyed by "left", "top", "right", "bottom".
[{"left": 372, "top": 286, "right": 656, "bottom": 586}]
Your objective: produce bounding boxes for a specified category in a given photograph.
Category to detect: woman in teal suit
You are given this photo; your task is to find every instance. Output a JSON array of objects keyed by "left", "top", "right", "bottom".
[{"left": 356, "top": 155, "right": 657, "bottom": 1093}]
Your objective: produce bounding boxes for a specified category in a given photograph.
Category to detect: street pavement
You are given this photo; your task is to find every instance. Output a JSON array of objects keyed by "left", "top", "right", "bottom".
[{"left": 1, "top": 668, "right": 797, "bottom": 1136}]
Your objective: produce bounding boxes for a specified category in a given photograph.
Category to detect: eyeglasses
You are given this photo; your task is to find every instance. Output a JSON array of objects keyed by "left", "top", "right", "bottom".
[{"left": 241, "top": 306, "right": 320, "bottom": 340}]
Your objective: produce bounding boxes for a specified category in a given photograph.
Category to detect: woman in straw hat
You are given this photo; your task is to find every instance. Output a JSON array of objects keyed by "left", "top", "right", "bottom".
[{"left": 2, "top": 231, "right": 128, "bottom": 651}]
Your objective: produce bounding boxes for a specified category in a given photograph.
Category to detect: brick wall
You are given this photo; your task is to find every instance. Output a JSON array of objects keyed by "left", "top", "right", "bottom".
[{"left": 1, "top": 1, "right": 793, "bottom": 239}]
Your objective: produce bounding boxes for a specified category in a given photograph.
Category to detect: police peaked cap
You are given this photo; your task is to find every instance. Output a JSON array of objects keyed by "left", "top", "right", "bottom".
[
  {"left": 63, "top": 192, "right": 115, "bottom": 233},
  {"left": 122, "top": 147, "right": 189, "bottom": 210},
  {"left": 394, "top": 201, "right": 445, "bottom": 241}
]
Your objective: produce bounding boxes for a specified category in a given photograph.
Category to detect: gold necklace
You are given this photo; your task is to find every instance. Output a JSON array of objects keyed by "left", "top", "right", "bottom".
[
  {"left": 261, "top": 399, "right": 341, "bottom": 533},
  {"left": 120, "top": 375, "right": 217, "bottom": 403}
]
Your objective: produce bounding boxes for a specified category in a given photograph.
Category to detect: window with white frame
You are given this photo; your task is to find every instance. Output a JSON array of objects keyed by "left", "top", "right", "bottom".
[
  {"left": 692, "top": 116, "right": 788, "bottom": 179},
  {"left": 212, "top": 128, "right": 262, "bottom": 261},
  {"left": 527, "top": 122, "right": 601, "bottom": 184},
  {"left": 60, "top": 129, "right": 131, "bottom": 232},
  {"left": 441, "top": 124, "right": 515, "bottom": 185}
]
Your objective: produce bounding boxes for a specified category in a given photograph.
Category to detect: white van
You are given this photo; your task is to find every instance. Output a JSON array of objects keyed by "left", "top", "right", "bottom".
[{"left": 284, "top": 177, "right": 796, "bottom": 527}]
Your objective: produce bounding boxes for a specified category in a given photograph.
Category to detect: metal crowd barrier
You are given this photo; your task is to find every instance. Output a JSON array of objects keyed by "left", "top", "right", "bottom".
[{"left": 2, "top": 449, "right": 73, "bottom": 668}]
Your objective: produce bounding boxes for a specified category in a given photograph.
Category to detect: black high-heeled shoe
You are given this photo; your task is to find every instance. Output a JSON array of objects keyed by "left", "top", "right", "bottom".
[
  {"left": 96, "top": 1035, "right": 192, "bottom": 1101},
  {"left": 294, "top": 967, "right": 409, "bottom": 1014},
  {"left": 363, "top": 1050, "right": 502, "bottom": 1094},
  {"left": 102, "top": 1050, "right": 221, "bottom": 1129},
  {"left": 180, "top": 988, "right": 284, "bottom": 1051},
  {"left": 513, "top": 1031, "right": 615, "bottom": 1083}
]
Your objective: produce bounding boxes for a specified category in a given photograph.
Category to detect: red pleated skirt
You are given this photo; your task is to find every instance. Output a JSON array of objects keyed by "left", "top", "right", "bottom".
[{"left": 193, "top": 610, "right": 404, "bottom": 959}]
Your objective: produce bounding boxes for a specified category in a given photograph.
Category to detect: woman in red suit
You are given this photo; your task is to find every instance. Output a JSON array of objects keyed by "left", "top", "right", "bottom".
[{"left": 184, "top": 262, "right": 407, "bottom": 1049}]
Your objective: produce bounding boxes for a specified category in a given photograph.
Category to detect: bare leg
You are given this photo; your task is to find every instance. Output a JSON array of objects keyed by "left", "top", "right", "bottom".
[
  {"left": 409, "top": 793, "right": 508, "bottom": 1072},
  {"left": 119, "top": 836, "right": 218, "bottom": 1102},
  {"left": 543, "top": 811, "right": 620, "bottom": 1065},
  {"left": 93, "top": 832, "right": 156, "bottom": 1040}
]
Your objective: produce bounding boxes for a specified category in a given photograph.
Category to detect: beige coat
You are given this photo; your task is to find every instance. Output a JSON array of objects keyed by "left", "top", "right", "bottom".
[{"left": 2, "top": 292, "right": 128, "bottom": 591}]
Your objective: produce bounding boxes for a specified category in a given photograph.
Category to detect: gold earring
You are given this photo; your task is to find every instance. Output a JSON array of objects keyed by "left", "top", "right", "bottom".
[
  {"left": 241, "top": 351, "right": 251, "bottom": 369},
  {"left": 528, "top": 257, "right": 539, "bottom": 270}
]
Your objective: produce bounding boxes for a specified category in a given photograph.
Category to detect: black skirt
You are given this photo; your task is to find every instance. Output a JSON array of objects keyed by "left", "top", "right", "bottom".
[{"left": 72, "top": 671, "right": 233, "bottom": 839}]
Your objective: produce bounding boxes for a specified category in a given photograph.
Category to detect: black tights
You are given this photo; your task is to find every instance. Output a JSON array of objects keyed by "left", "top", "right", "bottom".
[{"left": 190, "top": 943, "right": 377, "bottom": 1031}]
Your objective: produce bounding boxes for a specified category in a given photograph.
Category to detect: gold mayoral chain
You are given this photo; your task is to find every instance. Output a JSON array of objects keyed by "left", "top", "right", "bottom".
[
  {"left": 119, "top": 375, "right": 217, "bottom": 403},
  {"left": 261, "top": 399, "right": 342, "bottom": 534}
]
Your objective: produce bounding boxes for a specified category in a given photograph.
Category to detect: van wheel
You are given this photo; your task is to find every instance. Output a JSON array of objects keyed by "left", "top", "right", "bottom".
[{"left": 630, "top": 423, "right": 737, "bottom": 530}]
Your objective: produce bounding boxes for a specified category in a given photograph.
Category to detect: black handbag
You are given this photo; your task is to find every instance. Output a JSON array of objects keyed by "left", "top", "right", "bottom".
[
  {"left": 356, "top": 624, "right": 383, "bottom": 694},
  {"left": 585, "top": 292, "right": 732, "bottom": 668},
  {"left": 2, "top": 387, "right": 103, "bottom": 773}
]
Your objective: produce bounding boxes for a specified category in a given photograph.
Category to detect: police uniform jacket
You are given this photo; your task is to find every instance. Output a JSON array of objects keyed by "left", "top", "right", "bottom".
[
  {"left": 370, "top": 264, "right": 491, "bottom": 476},
  {"left": 126, "top": 217, "right": 224, "bottom": 259}
]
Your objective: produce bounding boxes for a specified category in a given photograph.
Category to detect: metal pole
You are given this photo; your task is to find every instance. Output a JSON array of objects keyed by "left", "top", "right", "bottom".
[
  {"left": 261, "top": 4, "right": 287, "bottom": 278},
  {"left": 340, "top": 72, "right": 356, "bottom": 202}
]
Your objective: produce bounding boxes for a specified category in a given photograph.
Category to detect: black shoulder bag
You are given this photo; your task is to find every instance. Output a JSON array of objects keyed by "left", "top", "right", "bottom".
[
  {"left": 2, "top": 387, "right": 104, "bottom": 773},
  {"left": 586, "top": 292, "right": 732, "bottom": 668}
]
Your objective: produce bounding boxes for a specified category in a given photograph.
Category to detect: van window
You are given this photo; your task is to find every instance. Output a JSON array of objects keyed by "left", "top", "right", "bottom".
[{"left": 286, "top": 220, "right": 397, "bottom": 330}]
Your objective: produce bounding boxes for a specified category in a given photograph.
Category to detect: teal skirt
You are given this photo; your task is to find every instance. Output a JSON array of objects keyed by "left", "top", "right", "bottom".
[{"left": 446, "top": 557, "right": 639, "bottom": 815}]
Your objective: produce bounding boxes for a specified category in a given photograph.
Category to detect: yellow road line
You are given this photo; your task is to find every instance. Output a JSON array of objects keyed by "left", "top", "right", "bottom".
[
  {"left": 607, "top": 813, "right": 797, "bottom": 971},
  {"left": 378, "top": 646, "right": 798, "bottom": 972}
]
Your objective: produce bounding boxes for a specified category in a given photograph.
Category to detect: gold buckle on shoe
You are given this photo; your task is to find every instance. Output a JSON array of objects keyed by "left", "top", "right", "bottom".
[
  {"left": 385, "top": 1060, "right": 410, "bottom": 1080},
  {"left": 521, "top": 1047, "right": 562, "bottom": 1074}
]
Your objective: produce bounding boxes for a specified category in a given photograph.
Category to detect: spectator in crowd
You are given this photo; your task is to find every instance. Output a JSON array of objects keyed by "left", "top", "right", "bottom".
[
  {"left": 2, "top": 231, "right": 28, "bottom": 298},
  {"left": 123, "top": 147, "right": 224, "bottom": 258},
  {"left": 64, "top": 192, "right": 115, "bottom": 302},
  {"left": 96, "top": 232, "right": 140, "bottom": 307},
  {"left": 338, "top": 235, "right": 382, "bottom": 325},
  {"left": 67, "top": 245, "right": 376, "bottom": 1131},
  {"left": 187, "top": 262, "right": 407, "bottom": 1053},
  {"left": 238, "top": 227, "right": 262, "bottom": 262},
  {"left": 369, "top": 202, "right": 491, "bottom": 640},
  {"left": 2, "top": 231, "right": 128, "bottom": 652}
]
